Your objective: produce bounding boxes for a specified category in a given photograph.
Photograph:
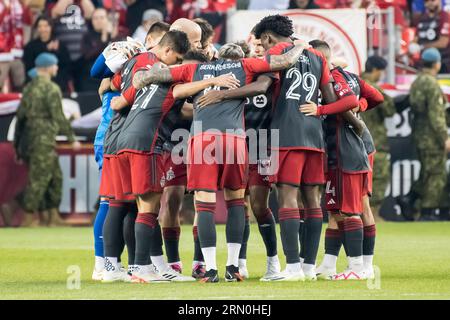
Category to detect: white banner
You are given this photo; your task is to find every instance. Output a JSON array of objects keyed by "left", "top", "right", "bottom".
[{"left": 227, "top": 9, "right": 367, "bottom": 74}]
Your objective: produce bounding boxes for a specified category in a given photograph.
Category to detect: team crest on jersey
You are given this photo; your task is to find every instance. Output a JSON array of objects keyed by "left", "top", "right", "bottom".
[
  {"left": 253, "top": 95, "right": 267, "bottom": 108},
  {"left": 299, "top": 55, "right": 310, "bottom": 65},
  {"left": 334, "top": 83, "right": 342, "bottom": 92},
  {"left": 166, "top": 167, "right": 175, "bottom": 181},
  {"left": 160, "top": 176, "right": 166, "bottom": 187}
]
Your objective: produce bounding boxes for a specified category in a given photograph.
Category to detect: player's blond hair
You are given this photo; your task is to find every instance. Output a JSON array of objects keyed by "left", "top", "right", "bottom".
[{"left": 218, "top": 43, "right": 245, "bottom": 60}]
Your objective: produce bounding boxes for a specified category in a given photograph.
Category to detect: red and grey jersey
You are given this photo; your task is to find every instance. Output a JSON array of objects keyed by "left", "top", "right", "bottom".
[
  {"left": 116, "top": 81, "right": 183, "bottom": 154},
  {"left": 169, "top": 58, "right": 273, "bottom": 135},
  {"left": 267, "top": 42, "right": 331, "bottom": 151},
  {"left": 324, "top": 67, "right": 370, "bottom": 173},
  {"left": 103, "top": 57, "right": 139, "bottom": 155}
]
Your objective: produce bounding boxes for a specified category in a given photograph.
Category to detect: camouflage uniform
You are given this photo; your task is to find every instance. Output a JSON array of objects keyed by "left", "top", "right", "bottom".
[
  {"left": 13, "top": 76, "right": 75, "bottom": 212},
  {"left": 360, "top": 73, "right": 396, "bottom": 206},
  {"left": 409, "top": 71, "right": 448, "bottom": 209}
]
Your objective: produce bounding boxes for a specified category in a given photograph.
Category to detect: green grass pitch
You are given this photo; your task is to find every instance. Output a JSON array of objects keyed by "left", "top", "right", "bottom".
[{"left": 1, "top": 222, "right": 450, "bottom": 300}]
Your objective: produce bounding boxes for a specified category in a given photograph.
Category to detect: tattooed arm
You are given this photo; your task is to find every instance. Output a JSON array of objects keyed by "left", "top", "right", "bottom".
[
  {"left": 268, "top": 40, "right": 309, "bottom": 71},
  {"left": 132, "top": 62, "right": 174, "bottom": 90}
]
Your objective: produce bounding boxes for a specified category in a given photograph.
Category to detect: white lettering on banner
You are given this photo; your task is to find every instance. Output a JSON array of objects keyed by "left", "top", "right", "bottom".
[
  {"left": 59, "top": 154, "right": 99, "bottom": 214},
  {"left": 227, "top": 9, "right": 367, "bottom": 74}
]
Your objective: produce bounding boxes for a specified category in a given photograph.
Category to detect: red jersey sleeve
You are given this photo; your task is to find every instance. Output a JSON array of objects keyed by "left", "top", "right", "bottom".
[
  {"left": 440, "top": 12, "right": 450, "bottom": 37},
  {"left": 241, "top": 58, "right": 272, "bottom": 83},
  {"left": 359, "top": 78, "right": 384, "bottom": 110},
  {"left": 111, "top": 72, "right": 122, "bottom": 91},
  {"left": 169, "top": 63, "right": 197, "bottom": 83},
  {"left": 331, "top": 69, "right": 354, "bottom": 98},
  {"left": 122, "top": 86, "right": 136, "bottom": 105}
]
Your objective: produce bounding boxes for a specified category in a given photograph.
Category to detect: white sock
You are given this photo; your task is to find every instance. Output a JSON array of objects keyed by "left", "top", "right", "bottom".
[
  {"left": 201, "top": 247, "right": 217, "bottom": 271},
  {"left": 363, "top": 255, "right": 373, "bottom": 268},
  {"left": 299, "top": 257, "right": 304, "bottom": 266},
  {"left": 302, "top": 263, "right": 316, "bottom": 274},
  {"left": 267, "top": 255, "right": 280, "bottom": 271},
  {"left": 104, "top": 257, "right": 119, "bottom": 272},
  {"left": 238, "top": 258, "right": 247, "bottom": 268},
  {"left": 95, "top": 256, "right": 104, "bottom": 271},
  {"left": 226, "top": 243, "right": 241, "bottom": 267},
  {"left": 192, "top": 260, "right": 205, "bottom": 268},
  {"left": 286, "top": 262, "right": 302, "bottom": 273},
  {"left": 348, "top": 256, "right": 364, "bottom": 272},
  {"left": 322, "top": 254, "right": 338, "bottom": 269},
  {"left": 151, "top": 255, "right": 167, "bottom": 272}
]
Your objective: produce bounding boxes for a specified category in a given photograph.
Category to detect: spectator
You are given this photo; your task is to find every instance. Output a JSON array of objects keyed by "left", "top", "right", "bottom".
[
  {"left": 80, "top": 7, "right": 117, "bottom": 91},
  {"left": 412, "top": 0, "right": 450, "bottom": 73},
  {"left": 22, "top": 15, "right": 71, "bottom": 93},
  {"left": 288, "top": 0, "right": 321, "bottom": 9},
  {"left": 132, "top": 9, "right": 164, "bottom": 44},
  {"left": 51, "top": 0, "right": 94, "bottom": 91},
  {"left": 125, "top": 0, "right": 166, "bottom": 35},
  {"left": 0, "top": 0, "right": 32, "bottom": 92},
  {"left": 193, "top": 18, "right": 217, "bottom": 60}
]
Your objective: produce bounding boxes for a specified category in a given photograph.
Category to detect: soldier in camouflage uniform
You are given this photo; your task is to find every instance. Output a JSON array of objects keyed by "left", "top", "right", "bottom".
[
  {"left": 400, "top": 48, "right": 449, "bottom": 221},
  {"left": 13, "top": 53, "right": 80, "bottom": 227},
  {"left": 361, "top": 56, "right": 396, "bottom": 208}
]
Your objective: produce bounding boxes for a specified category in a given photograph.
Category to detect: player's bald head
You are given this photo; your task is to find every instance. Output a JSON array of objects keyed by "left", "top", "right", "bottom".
[{"left": 170, "top": 18, "right": 202, "bottom": 51}]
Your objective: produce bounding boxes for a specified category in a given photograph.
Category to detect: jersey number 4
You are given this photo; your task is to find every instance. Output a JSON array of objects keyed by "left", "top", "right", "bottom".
[{"left": 285, "top": 67, "right": 317, "bottom": 102}]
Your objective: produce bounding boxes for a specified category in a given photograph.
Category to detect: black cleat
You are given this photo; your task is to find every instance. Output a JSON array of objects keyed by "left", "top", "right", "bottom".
[
  {"left": 224, "top": 265, "right": 244, "bottom": 282},
  {"left": 199, "top": 269, "right": 219, "bottom": 283}
]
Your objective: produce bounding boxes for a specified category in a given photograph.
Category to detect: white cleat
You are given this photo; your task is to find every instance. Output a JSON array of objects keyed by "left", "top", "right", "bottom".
[
  {"left": 315, "top": 264, "right": 336, "bottom": 280},
  {"left": 265, "top": 269, "right": 305, "bottom": 282},
  {"left": 158, "top": 266, "right": 196, "bottom": 282},
  {"left": 332, "top": 269, "right": 367, "bottom": 281},
  {"left": 260, "top": 259, "right": 281, "bottom": 281},
  {"left": 303, "top": 267, "right": 317, "bottom": 281},
  {"left": 92, "top": 267, "right": 104, "bottom": 281},
  {"left": 131, "top": 265, "right": 171, "bottom": 283},
  {"left": 102, "top": 268, "right": 131, "bottom": 283}
]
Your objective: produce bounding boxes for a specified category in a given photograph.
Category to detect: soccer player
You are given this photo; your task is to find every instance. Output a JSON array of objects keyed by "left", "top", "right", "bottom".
[
  {"left": 170, "top": 18, "right": 203, "bottom": 51},
  {"left": 145, "top": 21, "right": 170, "bottom": 50},
  {"left": 133, "top": 39, "right": 310, "bottom": 283},
  {"left": 194, "top": 45, "right": 281, "bottom": 281},
  {"left": 252, "top": 15, "right": 336, "bottom": 281},
  {"left": 305, "top": 41, "right": 384, "bottom": 280}
]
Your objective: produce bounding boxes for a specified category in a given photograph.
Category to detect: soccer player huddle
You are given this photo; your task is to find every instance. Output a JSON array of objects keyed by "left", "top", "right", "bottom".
[{"left": 91, "top": 14, "right": 384, "bottom": 284}]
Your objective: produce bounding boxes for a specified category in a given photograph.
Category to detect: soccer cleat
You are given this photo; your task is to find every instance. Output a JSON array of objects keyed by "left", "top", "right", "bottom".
[
  {"left": 127, "top": 265, "right": 138, "bottom": 276},
  {"left": 265, "top": 269, "right": 305, "bottom": 282},
  {"left": 158, "top": 267, "right": 196, "bottom": 282},
  {"left": 199, "top": 269, "right": 219, "bottom": 283},
  {"left": 169, "top": 262, "right": 183, "bottom": 274},
  {"left": 130, "top": 265, "right": 171, "bottom": 283},
  {"left": 191, "top": 262, "right": 206, "bottom": 279},
  {"left": 225, "top": 265, "right": 244, "bottom": 282},
  {"left": 92, "top": 267, "right": 104, "bottom": 281},
  {"left": 315, "top": 264, "right": 336, "bottom": 280},
  {"left": 303, "top": 267, "right": 318, "bottom": 281},
  {"left": 102, "top": 268, "right": 131, "bottom": 283},
  {"left": 259, "top": 258, "right": 281, "bottom": 281},
  {"left": 332, "top": 269, "right": 367, "bottom": 281}
]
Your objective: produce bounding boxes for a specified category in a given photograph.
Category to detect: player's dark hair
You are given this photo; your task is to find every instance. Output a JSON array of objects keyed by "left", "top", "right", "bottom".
[
  {"left": 253, "top": 15, "right": 294, "bottom": 39},
  {"left": 365, "top": 55, "right": 388, "bottom": 72},
  {"left": 309, "top": 39, "right": 330, "bottom": 51},
  {"left": 158, "top": 30, "right": 190, "bottom": 55},
  {"left": 194, "top": 18, "right": 215, "bottom": 48},
  {"left": 235, "top": 41, "right": 251, "bottom": 58},
  {"left": 146, "top": 21, "right": 170, "bottom": 38},
  {"left": 183, "top": 50, "right": 209, "bottom": 63}
]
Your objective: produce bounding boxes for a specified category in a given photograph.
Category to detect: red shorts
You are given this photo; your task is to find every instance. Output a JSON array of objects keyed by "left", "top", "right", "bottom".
[
  {"left": 274, "top": 149, "right": 325, "bottom": 186},
  {"left": 99, "top": 155, "right": 114, "bottom": 198},
  {"left": 247, "top": 163, "right": 271, "bottom": 189},
  {"left": 109, "top": 156, "right": 135, "bottom": 201},
  {"left": 162, "top": 151, "right": 187, "bottom": 187},
  {"left": 187, "top": 134, "right": 248, "bottom": 191},
  {"left": 117, "top": 152, "right": 164, "bottom": 195},
  {"left": 325, "top": 168, "right": 367, "bottom": 215},
  {"left": 365, "top": 152, "right": 375, "bottom": 196}
]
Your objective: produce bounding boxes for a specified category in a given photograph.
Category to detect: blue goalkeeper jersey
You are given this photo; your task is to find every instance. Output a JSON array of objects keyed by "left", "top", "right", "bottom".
[{"left": 94, "top": 92, "right": 118, "bottom": 146}]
